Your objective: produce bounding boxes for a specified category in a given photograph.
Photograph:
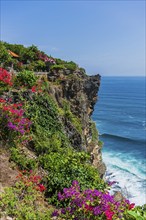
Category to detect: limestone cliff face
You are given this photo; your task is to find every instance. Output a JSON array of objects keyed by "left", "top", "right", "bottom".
[{"left": 47, "top": 68, "right": 106, "bottom": 178}]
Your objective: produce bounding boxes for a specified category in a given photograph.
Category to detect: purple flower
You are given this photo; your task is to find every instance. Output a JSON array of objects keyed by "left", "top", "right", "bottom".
[
  {"left": 93, "top": 206, "right": 101, "bottom": 215},
  {"left": 7, "top": 121, "right": 17, "bottom": 130},
  {"left": 52, "top": 210, "right": 59, "bottom": 217},
  {"left": 19, "top": 129, "right": 25, "bottom": 135},
  {"left": 61, "top": 208, "right": 66, "bottom": 214},
  {"left": 58, "top": 192, "right": 64, "bottom": 200},
  {"left": 72, "top": 180, "right": 79, "bottom": 186}
]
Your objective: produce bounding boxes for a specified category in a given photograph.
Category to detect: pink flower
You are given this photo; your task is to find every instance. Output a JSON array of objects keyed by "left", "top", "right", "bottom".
[
  {"left": 105, "top": 209, "right": 114, "bottom": 220},
  {"left": 128, "top": 203, "right": 135, "bottom": 210}
]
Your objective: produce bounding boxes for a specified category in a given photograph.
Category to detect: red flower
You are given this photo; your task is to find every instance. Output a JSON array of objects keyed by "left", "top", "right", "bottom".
[
  {"left": 128, "top": 203, "right": 135, "bottom": 210},
  {"left": 85, "top": 204, "right": 93, "bottom": 212},
  {"left": 0, "top": 98, "right": 6, "bottom": 103},
  {"left": 0, "top": 68, "right": 13, "bottom": 86},
  {"left": 38, "top": 184, "right": 46, "bottom": 192},
  {"left": 31, "top": 86, "right": 36, "bottom": 92}
]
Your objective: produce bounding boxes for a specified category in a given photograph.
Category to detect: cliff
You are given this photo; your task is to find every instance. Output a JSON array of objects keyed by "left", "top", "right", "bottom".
[
  {"left": 47, "top": 68, "right": 106, "bottom": 177},
  {"left": 0, "top": 42, "right": 107, "bottom": 218},
  {"left": 0, "top": 67, "right": 106, "bottom": 193},
  {"left": 1, "top": 43, "right": 144, "bottom": 220}
]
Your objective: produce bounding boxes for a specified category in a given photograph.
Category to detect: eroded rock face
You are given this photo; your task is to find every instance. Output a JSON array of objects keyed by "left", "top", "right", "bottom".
[
  {"left": 47, "top": 69, "right": 106, "bottom": 177},
  {"left": 0, "top": 151, "right": 18, "bottom": 193}
]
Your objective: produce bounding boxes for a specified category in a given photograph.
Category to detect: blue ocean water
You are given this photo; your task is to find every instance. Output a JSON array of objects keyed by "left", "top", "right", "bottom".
[{"left": 92, "top": 76, "right": 146, "bottom": 205}]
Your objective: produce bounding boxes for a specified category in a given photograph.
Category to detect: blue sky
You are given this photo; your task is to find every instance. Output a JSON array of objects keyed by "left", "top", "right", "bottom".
[{"left": 1, "top": 0, "right": 145, "bottom": 76}]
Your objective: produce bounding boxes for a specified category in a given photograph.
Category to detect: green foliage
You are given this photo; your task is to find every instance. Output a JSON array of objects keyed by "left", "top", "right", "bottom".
[
  {"left": 124, "top": 205, "right": 146, "bottom": 220},
  {"left": 62, "top": 100, "right": 82, "bottom": 134},
  {"left": 3, "top": 42, "right": 38, "bottom": 63},
  {"left": 64, "top": 61, "right": 77, "bottom": 71},
  {"left": 1, "top": 41, "right": 80, "bottom": 73},
  {"left": 14, "top": 70, "right": 38, "bottom": 88},
  {"left": 23, "top": 45, "right": 38, "bottom": 63},
  {"left": 50, "top": 64, "right": 65, "bottom": 70},
  {"left": 0, "top": 177, "right": 53, "bottom": 220},
  {"left": 55, "top": 58, "right": 66, "bottom": 65},
  {"left": 0, "top": 42, "right": 13, "bottom": 68},
  {"left": 52, "top": 60, "right": 77, "bottom": 72},
  {"left": 10, "top": 147, "right": 37, "bottom": 170},
  {"left": 33, "top": 60, "right": 46, "bottom": 71},
  {"left": 23, "top": 93, "right": 69, "bottom": 155},
  {"left": 90, "top": 121, "right": 98, "bottom": 142},
  {"left": 39, "top": 148, "right": 105, "bottom": 205},
  {"left": 79, "top": 67, "right": 86, "bottom": 74},
  {"left": 23, "top": 94, "right": 105, "bottom": 205},
  {"left": 98, "top": 140, "right": 103, "bottom": 148}
]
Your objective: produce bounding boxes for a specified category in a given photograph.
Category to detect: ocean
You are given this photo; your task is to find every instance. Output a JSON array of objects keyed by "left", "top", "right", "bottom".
[{"left": 92, "top": 76, "right": 146, "bottom": 206}]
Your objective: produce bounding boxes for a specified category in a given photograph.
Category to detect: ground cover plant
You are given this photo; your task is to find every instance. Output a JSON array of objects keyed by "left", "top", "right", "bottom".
[{"left": 0, "top": 170, "right": 53, "bottom": 220}]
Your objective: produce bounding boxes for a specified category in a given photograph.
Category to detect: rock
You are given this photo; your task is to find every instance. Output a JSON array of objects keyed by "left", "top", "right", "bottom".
[
  {"left": 0, "top": 216, "right": 14, "bottom": 220},
  {"left": 47, "top": 69, "right": 106, "bottom": 177},
  {"left": 114, "top": 191, "right": 124, "bottom": 202},
  {"left": 0, "top": 151, "right": 18, "bottom": 190},
  {"left": 6, "top": 217, "right": 13, "bottom": 220}
]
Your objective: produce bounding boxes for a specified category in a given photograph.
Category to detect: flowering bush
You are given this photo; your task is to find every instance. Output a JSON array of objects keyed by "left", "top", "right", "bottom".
[
  {"left": 0, "top": 171, "right": 53, "bottom": 220},
  {"left": 0, "top": 98, "right": 32, "bottom": 146},
  {"left": 0, "top": 67, "right": 13, "bottom": 86},
  {"left": 52, "top": 181, "right": 135, "bottom": 220},
  {"left": 37, "top": 51, "right": 56, "bottom": 64},
  {"left": 16, "top": 170, "right": 46, "bottom": 192},
  {"left": 0, "top": 100, "right": 31, "bottom": 135}
]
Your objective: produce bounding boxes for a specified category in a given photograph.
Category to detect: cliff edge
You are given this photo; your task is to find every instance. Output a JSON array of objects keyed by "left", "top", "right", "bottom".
[{"left": 47, "top": 68, "right": 106, "bottom": 178}]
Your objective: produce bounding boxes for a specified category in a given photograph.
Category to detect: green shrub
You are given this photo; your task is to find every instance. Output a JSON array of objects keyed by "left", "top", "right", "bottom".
[
  {"left": 39, "top": 148, "right": 106, "bottom": 205},
  {"left": 50, "top": 64, "right": 65, "bottom": 71},
  {"left": 55, "top": 58, "right": 66, "bottom": 65},
  {"left": 64, "top": 61, "right": 77, "bottom": 71},
  {"left": 33, "top": 60, "right": 46, "bottom": 71},
  {"left": 10, "top": 147, "right": 37, "bottom": 170},
  {"left": 90, "top": 121, "right": 98, "bottom": 142},
  {"left": 62, "top": 100, "right": 82, "bottom": 134},
  {"left": 23, "top": 94, "right": 105, "bottom": 205},
  {"left": 124, "top": 205, "right": 146, "bottom": 220},
  {"left": 14, "top": 70, "right": 38, "bottom": 88},
  {"left": 79, "top": 67, "right": 86, "bottom": 74},
  {"left": 0, "top": 42, "right": 13, "bottom": 67},
  {"left": 0, "top": 172, "right": 53, "bottom": 220}
]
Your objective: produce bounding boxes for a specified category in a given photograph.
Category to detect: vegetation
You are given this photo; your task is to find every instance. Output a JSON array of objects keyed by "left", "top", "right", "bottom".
[
  {"left": 0, "top": 171, "right": 53, "bottom": 220},
  {"left": 62, "top": 99, "right": 82, "bottom": 134},
  {"left": 52, "top": 181, "right": 137, "bottom": 220},
  {"left": 90, "top": 121, "right": 98, "bottom": 142},
  {"left": 14, "top": 70, "right": 38, "bottom": 88},
  {"left": 0, "top": 68, "right": 106, "bottom": 208},
  {"left": 0, "top": 43, "right": 145, "bottom": 219},
  {"left": 0, "top": 41, "right": 80, "bottom": 73}
]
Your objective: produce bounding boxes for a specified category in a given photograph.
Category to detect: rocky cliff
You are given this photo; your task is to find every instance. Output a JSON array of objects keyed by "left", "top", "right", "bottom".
[
  {"left": 46, "top": 68, "right": 106, "bottom": 178},
  {"left": 0, "top": 67, "right": 106, "bottom": 196}
]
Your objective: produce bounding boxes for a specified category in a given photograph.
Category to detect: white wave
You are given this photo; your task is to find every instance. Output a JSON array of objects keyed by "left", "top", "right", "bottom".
[
  {"left": 142, "top": 120, "right": 146, "bottom": 130},
  {"left": 103, "top": 151, "right": 146, "bottom": 206},
  {"left": 128, "top": 115, "right": 134, "bottom": 119}
]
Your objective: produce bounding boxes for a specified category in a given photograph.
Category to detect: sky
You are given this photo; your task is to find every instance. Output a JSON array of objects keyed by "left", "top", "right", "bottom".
[{"left": 0, "top": 0, "right": 145, "bottom": 76}]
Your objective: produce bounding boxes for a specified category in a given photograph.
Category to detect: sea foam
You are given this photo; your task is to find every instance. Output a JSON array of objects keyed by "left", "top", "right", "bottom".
[{"left": 103, "top": 150, "right": 146, "bottom": 206}]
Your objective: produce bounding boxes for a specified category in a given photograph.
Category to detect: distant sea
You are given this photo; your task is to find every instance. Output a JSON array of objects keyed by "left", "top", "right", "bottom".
[{"left": 92, "top": 76, "right": 146, "bottom": 206}]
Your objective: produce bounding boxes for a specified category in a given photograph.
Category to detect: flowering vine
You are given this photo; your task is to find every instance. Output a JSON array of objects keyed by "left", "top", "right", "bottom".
[{"left": 52, "top": 180, "right": 135, "bottom": 220}]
